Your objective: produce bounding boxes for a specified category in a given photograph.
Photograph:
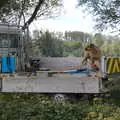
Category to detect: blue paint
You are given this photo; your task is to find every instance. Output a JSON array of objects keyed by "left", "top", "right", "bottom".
[
  {"left": 1, "top": 56, "right": 16, "bottom": 73},
  {"left": 66, "top": 68, "right": 94, "bottom": 75},
  {"left": 1, "top": 56, "right": 8, "bottom": 73},
  {"left": 67, "top": 71, "right": 89, "bottom": 75},
  {"left": 8, "top": 56, "right": 15, "bottom": 73}
]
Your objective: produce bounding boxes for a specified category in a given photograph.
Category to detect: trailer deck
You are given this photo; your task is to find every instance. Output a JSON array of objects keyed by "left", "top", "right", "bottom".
[{"left": 1, "top": 73, "right": 102, "bottom": 93}]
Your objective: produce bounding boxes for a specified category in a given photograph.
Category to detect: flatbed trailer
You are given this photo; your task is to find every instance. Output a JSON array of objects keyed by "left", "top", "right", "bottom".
[{"left": 0, "top": 56, "right": 119, "bottom": 100}]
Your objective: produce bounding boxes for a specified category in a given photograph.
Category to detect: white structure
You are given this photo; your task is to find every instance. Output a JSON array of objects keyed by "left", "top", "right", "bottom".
[{"left": 0, "top": 23, "right": 25, "bottom": 71}]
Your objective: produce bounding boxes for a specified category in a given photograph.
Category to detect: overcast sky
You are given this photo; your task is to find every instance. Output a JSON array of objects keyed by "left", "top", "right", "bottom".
[
  {"left": 30, "top": 0, "right": 116, "bottom": 36},
  {"left": 30, "top": 0, "right": 96, "bottom": 33}
]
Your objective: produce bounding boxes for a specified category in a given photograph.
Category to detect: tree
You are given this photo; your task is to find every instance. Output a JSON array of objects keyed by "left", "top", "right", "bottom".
[
  {"left": 33, "top": 30, "right": 40, "bottom": 39},
  {"left": 33, "top": 30, "right": 63, "bottom": 57},
  {"left": 78, "top": 0, "right": 120, "bottom": 32},
  {"left": 63, "top": 40, "right": 83, "bottom": 57},
  {"left": 0, "top": 0, "right": 63, "bottom": 30},
  {"left": 64, "top": 31, "right": 92, "bottom": 42},
  {"left": 93, "top": 33, "right": 105, "bottom": 47},
  {"left": 0, "top": 0, "right": 9, "bottom": 8}
]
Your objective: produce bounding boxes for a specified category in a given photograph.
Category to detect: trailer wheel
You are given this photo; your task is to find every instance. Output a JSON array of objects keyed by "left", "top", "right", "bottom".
[{"left": 52, "top": 94, "right": 67, "bottom": 101}]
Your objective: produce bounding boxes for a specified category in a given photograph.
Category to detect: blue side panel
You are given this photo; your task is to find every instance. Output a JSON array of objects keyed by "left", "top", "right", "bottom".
[
  {"left": 1, "top": 56, "right": 8, "bottom": 73},
  {"left": 8, "top": 56, "right": 15, "bottom": 73}
]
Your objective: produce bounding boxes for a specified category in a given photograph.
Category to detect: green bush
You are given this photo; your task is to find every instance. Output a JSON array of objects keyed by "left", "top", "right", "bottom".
[{"left": 0, "top": 93, "right": 120, "bottom": 120}]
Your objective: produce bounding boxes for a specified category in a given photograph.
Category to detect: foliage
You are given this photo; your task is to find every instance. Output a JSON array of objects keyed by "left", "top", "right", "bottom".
[
  {"left": 32, "top": 30, "right": 120, "bottom": 57},
  {"left": 0, "top": 0, "right": 9, "bottom": 8},
  {"left": 93, "top": 33, "right": 105, "bottom": 47},
  {"left": 78, "top": 0, "right": 120, "bottom": 32},
  {"left": 101, "top": 40, "right": 120, "bottom": 56},
  {"left": 33, "top": 30, "right": 64, "bottom": 57},
  {"left": 0, "top": 0, "right": 63, "bottom": 29},
  {"left": 1, "top": 88, "right": 120, "bottom": 120},
  {"left": 0, "top": 77, "right": 120, "bottom": 120},
  {"left": 64, "top": 31, "right": 92, "bottom": 42},
  {"left": 63, "top": 40, "right": 83, "bottom": 57}
]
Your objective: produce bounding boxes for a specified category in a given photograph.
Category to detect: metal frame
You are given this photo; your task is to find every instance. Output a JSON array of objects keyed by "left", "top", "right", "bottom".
[{"left": 0, "top": 23, "right": 25, "bottom": 72}]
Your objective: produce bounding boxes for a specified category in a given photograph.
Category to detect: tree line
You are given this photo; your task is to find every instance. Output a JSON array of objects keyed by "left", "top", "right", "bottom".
[
  {"left": 28, "top": 30, "right": 120, "bottom": 57},
  {"left": 0, "top": 0, "right": 119, "bottom": 58}
]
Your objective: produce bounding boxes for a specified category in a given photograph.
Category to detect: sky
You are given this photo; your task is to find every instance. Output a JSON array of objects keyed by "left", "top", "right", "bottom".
[{"left": 29, "top": 0, "right": 115, "bottom": 35}]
